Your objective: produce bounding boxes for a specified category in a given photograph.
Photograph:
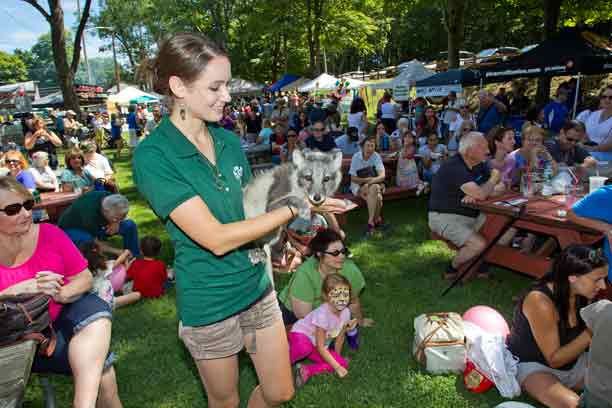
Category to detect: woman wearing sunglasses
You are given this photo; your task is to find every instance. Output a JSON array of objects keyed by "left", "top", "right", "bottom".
[
  {"left": 4, "top": 150, "right": 36, "bottom": 191},
  {"left": 278, "top": 229, "right": 374, "bottom": 331},
  {"left": 0, "top": 176, "right": 123, "bottom": 407}
]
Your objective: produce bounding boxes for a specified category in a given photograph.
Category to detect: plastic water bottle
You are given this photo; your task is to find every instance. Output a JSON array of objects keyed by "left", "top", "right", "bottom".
[
  {"left": 346, "top": 328, "right": 360, "bottom": 350},
  {"left": 542, "top": 161, "right": 554, "bottom": 196}
]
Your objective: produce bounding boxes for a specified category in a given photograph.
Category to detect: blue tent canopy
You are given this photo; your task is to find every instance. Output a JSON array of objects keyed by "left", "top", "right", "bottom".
[{"left": 266, "top": 74, "right": 300, "bottom": 92}]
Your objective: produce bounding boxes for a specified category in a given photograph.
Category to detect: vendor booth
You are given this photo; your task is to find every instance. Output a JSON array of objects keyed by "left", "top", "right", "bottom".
[
  {"left": 265, "top": 74, "right": 300, "bottom": 93},
  {"left": 369, "top": 60, "right": 435, "bottom": 101},
  {"left": 414, "top": 68, "right": 481, "bottom": 98},
  {"left": 298, "top": 73, "right": 365, "bottom": 92},
  {"left": 228, "top": 78, "right": 265, "bottom": 95}
]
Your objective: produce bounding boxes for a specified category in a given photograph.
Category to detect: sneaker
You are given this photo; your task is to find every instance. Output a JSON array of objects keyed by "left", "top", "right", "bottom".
[{"left": 293, "top": 364, "right": 307, "bottom": 389}]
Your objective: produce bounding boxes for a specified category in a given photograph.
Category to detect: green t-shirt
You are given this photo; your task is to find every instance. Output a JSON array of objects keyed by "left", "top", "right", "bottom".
[
  {"left": 278, "top": 257, "right": 366, "bottom": 312},
  {"left": 57, "top": 191, "right": 111, "bottom": 236},
  {"left": 133, "top": 117, "right": 268, "bottom": 327}
]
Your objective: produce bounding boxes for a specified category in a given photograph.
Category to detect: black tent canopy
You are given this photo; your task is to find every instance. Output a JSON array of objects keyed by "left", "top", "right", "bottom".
[{"left": 480, "top": 29, "right": 612, "bottom": 84}]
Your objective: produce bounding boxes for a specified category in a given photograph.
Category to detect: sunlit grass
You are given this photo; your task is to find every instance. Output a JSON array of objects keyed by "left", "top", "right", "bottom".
[{"left": 24, "top": 152, "right": 543, "bottom": 407}]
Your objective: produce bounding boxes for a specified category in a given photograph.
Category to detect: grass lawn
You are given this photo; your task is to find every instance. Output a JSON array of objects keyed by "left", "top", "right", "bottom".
[{"left": 24, "top": 153, "right": 545, "bottom": 407}]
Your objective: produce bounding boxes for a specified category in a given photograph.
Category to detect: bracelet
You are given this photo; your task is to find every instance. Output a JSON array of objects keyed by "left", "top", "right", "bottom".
[{"left": 287, "top": 205, "right": 296, "bottom": 218}]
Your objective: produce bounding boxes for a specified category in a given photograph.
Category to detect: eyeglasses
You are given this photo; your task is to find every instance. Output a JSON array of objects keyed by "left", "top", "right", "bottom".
[
  {"left": 0, "top": 200, "right": 35, "bottom": 216},
  {"left": 312, "top": 127, "right": 325, "bottom": 132},
  {"left": 323, "top": 247, "right": 350, "bottom": 257},
  {"left": 6, "top": 159, "right": 21, "bottom": 165}
]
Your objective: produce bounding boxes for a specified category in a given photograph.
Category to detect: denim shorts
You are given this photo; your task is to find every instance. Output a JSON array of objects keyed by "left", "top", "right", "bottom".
[
  {"left": 31, "top": 293, "right": 114, "bottom": 375},
  {"left": 179, "top": 288, "right": 281, "bottom": 360}
]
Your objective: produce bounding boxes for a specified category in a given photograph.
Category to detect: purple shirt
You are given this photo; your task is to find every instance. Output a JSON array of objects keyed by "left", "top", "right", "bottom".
[{"left": 16, "top": 170, "right": 36, "bottom": 190}]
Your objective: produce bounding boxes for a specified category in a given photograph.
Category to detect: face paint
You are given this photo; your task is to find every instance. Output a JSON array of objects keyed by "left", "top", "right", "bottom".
[{"left": 328, "top": 286, "right": 350, "bottom": 311}]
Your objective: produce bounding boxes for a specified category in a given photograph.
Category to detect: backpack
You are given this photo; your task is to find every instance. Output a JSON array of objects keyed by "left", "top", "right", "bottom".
[{"left": 0, "top": 294, "right": 55, "bottom": 357}]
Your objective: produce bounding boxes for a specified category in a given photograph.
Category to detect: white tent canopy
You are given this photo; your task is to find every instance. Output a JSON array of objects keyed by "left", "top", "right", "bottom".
[
  {"left": 107, "top": 86, "right": 159, "bottom": 105},
  {"left": 228, "top": 78, "right": 264, "bottom": 95},
  {"left": 368, "top": 60, "right": 435, "bottom": 100},
  {"left": 298, "top": 73, "right": 365, "bottom": 92}
]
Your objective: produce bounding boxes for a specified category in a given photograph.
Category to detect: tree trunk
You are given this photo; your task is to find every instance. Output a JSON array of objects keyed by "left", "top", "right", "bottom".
[
  {"left": 536, "top": 0, "right": 563, "bottom": 104},
  {"left": 444, "top": 0, "right": 466, "bottom": 70},
  {"left": 48, "top": 1, "right": 79, "bottom": 112},
  {"left": 313, "top": 0, "right": 323, "bottom": 74},
  {"left": 305, "top": 0, "right": 316, "bottom": 75},
  {"left": 24, "top": 0, "right": 91, "bottom": 113}
]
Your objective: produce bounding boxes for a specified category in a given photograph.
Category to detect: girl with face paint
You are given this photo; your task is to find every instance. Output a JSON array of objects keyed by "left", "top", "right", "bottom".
[{"left": 287, "top": 274, "right": 357, "bottom": 387}]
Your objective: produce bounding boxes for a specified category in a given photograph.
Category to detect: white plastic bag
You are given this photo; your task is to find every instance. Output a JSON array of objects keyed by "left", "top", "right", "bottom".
[{"left": 463, "top": 322, "right": 521, "bottom": 399}]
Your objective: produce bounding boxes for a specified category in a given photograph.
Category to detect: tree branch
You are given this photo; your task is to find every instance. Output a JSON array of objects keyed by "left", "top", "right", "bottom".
[
  {"left": 21, "top": 0, "right": 51, "bottom": 22},
  {"left": 70, "top": 0, "right": 93, "bottom": 74}
]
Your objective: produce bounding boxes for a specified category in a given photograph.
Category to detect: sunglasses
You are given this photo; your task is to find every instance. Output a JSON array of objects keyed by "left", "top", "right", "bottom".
[
  {"left": 323, "top": 247, "right": 350, "bottom": 257},
  {"left": 0, "top": 200, "right": 35, "bottom": 216},
  {"left": 6, "top": 159, "right": 21, "bottom": 165}
]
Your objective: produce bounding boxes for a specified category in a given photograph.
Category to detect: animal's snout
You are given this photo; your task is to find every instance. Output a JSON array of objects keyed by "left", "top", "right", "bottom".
[{"left": 312, "top": 193, "right": 322, "bottom": 204}]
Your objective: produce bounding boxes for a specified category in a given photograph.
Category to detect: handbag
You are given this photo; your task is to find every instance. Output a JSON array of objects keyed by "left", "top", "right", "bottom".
[
  {"left": 413, "top": 312, "right": 466, "bottom": 374},
  {"left": 0, "top": 294, "right": 56, "bottom": 357},
  {"left": 356, "top": 165, "right": 377, "bottom": 178}
]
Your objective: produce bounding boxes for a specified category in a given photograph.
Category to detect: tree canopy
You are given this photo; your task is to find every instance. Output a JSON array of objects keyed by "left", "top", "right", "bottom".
[{"left": 0, "top": 51, "right": 28, "bottom": 84}]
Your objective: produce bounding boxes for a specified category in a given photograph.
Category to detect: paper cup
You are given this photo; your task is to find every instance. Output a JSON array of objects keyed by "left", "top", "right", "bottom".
[{"left": 589, "top": 176, "right": 607, "bottom": 194}]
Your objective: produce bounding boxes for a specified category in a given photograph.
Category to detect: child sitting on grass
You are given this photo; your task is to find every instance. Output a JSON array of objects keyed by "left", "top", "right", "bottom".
[
  {"left": 126, "top": 236, "right": 171, "bottom": 299},
  {"left": 79, "top": 242, "right": 141, "bottom": 309},
  {"left": 289, "top": 274, "right": 357, "bottom": 387}
]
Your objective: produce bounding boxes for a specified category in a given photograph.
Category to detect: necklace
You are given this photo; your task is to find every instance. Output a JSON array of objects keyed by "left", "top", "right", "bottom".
[{"left": 196, "top": 125, "right": 226, "bottom": 192}]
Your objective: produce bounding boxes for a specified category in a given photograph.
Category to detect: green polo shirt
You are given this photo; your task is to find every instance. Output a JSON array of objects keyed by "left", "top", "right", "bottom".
[
  {"left": 57, "top": 191, "right": 111, "bottom": 236},
  {"left": 133, "top": 117, "right": 268, "bottom": 327},
  {"left": 278, "top": 257, "right": 366, "bottom": 312}
]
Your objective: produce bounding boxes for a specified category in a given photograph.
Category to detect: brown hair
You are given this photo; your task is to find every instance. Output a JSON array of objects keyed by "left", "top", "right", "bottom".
[
  {"left": 140, "top": 235, "right": 162, "bottom": 257},
  {"left": 321, "top": 273, "right": 352, "bottom": 299},
  {"left": 522, "top": 124, "right": 547, "bottom": 141},
  {"left": 153, "top": 33, "right": 227, "bottom": 101},
  {"left": 33, "top": 117, "right": 46, "bottom": 130},
  {"left": 309, "top": 229, "right": 344, "bottom": 258},
  {"left": 487, "top": 126, "right": 514, "bottom": 155},
  {"left": 4, "top": 150, "right": 28, "bottom": 169},
  {"left": 65, "top": 148, "right": 86, "bottom": 170},
  {"left": 0, "top": 176, "right": 33, "bottom": 200}
]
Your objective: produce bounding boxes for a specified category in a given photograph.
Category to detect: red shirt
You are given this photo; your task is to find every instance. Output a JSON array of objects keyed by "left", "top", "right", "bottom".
[{"left": 127, "top": 259, "right": 167, "bottom": 298}]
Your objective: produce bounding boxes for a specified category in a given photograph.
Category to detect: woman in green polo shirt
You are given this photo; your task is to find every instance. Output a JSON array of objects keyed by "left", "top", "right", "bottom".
[
  {"left": 278, "top": 229, "right": 374, "bottom": 329},
  {"left": 133, "top": 33, "right": 345, "bottom": 408}
]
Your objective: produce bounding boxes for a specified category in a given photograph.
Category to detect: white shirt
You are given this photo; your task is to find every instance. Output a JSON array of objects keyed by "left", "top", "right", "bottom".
[
  {"left": 380, "top": 102, "right": 398, "bottom": 120},
  {"left": 84, "top": 153, "right": 114, "bottom": 180},
  {"left": 348, "top": 151, "right": 384, "bottom": 195},
  {"left": 28, "top": 166, "right": 59, "bottom": 191},
  {"left": 442, "top": 98, "right": 465, "bottom": 124},
  {"left": 347, "top": 112, "right": 366, "bottom": 135},
  {"left": 418, "top": 144, "right": 447, "bottom": 174},
  {"left": 584, "top": 110, "right": 612, "bottom": 146}
]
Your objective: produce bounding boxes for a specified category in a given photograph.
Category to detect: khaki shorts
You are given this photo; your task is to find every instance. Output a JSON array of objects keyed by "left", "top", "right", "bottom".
[
  {"left": 178, "top": 289, "right": 281, "bottom": 360},
  {"left": 517, "top": 352, "right": 588, "bottom": 389},
  {"left": 428, "top": 212, "right": 486, "bottom": 247}
]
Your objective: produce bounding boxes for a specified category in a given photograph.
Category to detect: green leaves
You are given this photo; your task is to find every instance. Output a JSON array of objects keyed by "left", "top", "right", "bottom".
[{"left": 0, "top": 51, "right": 28, "bottom": 84}]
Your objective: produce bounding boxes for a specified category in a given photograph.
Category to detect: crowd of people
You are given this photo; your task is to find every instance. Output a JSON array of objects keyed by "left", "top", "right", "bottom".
[{"left": 1, "top": 29, "right": 612, "bottom": 408}]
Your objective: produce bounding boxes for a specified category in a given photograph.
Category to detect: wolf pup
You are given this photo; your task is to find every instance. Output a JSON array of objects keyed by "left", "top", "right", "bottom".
[{"left": 243, "top": 148, "right": 343, "bottom": 285}]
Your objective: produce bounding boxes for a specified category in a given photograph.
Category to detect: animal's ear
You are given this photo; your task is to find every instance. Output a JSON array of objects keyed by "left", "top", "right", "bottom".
[
  {"left": 331, "top": 149, "right": 343, "bottom": 172},
  {"left": 292, "top": 148, "right": 305, "bottom": 167}
]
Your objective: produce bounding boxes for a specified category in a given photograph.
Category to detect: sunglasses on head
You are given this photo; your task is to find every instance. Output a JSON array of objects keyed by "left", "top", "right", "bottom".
[
  {"left": 0, "top": 199, "right": 35, "bottom": 216},
  {"left": 323, "top": 247, "right": 350, "bottom": 257}
]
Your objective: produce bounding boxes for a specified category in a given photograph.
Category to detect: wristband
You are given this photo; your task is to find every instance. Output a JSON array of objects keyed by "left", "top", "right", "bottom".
[{"left": 287, "top": 205, "right": 296, "bottom": 218}]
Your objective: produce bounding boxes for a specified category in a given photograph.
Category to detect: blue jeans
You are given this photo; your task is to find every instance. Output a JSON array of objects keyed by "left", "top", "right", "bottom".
[
  {"left": 64, "top": 219, "right": 141, "bottom": 257},
  {"left": 32, "top": 293, "right": 114, "bottom": 375}
]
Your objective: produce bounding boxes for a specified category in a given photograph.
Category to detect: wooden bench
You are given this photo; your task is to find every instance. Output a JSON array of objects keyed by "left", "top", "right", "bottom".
[{"left": 0, "top": 340, "right": 37, "bottom": 408}]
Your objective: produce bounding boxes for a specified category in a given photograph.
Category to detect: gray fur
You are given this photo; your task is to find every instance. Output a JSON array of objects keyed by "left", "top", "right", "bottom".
[{"left": 242, "top": 148, "right": 343, "bottom": 285}]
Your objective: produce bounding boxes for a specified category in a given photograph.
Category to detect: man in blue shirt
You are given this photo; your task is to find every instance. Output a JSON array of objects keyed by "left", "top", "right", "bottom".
[
  {"left": 569, "top": 181, "right": 612, "bottom": 283},
  {"left": 543, "top": 87, "right": 569, "bottom": 135},
  {"left": 477, "top": 91, "right": 507, "bottom": 135}
]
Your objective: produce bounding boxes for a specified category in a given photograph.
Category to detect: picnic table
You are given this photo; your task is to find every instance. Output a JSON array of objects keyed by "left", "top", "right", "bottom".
[
  {"left": 243, "top": 143, "right": 272, "bottom": 164},
  {"left": 34, "top": 191, "right": 81, "bottom": 223},
  {"left": 467, "top": 192, "right": 603, "bottom": 278}
]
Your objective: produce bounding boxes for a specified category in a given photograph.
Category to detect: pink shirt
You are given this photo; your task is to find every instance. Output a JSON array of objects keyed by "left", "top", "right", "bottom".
[
  {"left": 291, "top": 303, "right": 351, "bottom": 345},
  {"left": 0, "top": 223, "right": 88, "bottom": 321}
]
